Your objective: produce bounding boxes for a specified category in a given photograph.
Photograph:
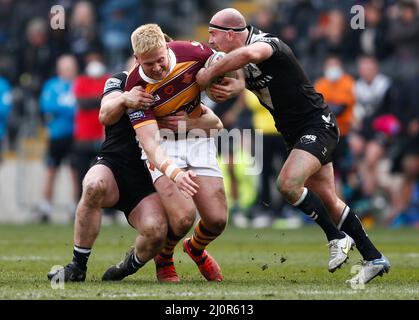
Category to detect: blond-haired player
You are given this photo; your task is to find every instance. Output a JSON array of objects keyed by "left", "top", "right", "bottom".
[{"left": 102, "top": 24, "right": 244, "bottom": 282}]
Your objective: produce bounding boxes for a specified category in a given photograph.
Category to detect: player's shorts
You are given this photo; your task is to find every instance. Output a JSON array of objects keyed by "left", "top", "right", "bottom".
[
  {"left": 46, "top": 137, "right": 75, "bottom": 168},
  {"left": 141, "top": 137, "right": 223, "bottom": 183},
  {"left": 92, "top": 155, "right": 156, "bottom": 219},
  {"left": 281, "top": 108, "right": 340, "bottom": 165}
]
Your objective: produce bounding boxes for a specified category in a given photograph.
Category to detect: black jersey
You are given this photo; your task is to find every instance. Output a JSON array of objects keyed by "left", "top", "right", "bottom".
[
  {"left": 99, "top": 72, "right": 141, "bottom": 162},
  {"left": 243, "top": 26, "right": 328, "bottom": 133}
]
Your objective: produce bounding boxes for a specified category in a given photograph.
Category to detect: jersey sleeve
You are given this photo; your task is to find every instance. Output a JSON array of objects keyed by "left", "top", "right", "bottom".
[
  {"left": 127, "top": 108, "right": 157, "bottom": 130},
  {"left": 102, "top": 72, "right": 127, "bottom": 97},
  {"left": 170, "top": 41, "right": 214, "bottom": 66},
  {"left": 254, "top": 36, "right": 282, "bottom": 56}
]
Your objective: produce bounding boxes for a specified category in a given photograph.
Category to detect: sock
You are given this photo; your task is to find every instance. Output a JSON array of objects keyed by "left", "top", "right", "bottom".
[
  {"left": 293, "top": 188, "right": 344, "bottom": 242},
  {"left": 129, "top": 250, "right": 145, "bottom": 271},
  {"left": 72, "top": 245, "right": 91, "bottom": 271},
  {"left": 158, "top": 227, "right": 183, "bottom": 260},
  {"left": 189, "top": 220, "right": 221, "bottom": 256},
  {"left": 338, "top": 206, "right": 381, "bottom": 261}
]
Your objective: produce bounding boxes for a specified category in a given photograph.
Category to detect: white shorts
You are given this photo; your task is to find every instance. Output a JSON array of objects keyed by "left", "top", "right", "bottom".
[{"left": 142, "top": 137, "right": 223, "bottom": 183}]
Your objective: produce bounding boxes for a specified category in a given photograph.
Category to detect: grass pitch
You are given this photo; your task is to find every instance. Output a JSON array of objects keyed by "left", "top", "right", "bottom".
[{"left": 0, "top": 224, "right": 418, "bottom": 300}]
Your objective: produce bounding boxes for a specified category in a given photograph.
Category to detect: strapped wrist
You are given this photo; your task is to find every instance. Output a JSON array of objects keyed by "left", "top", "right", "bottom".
[
  {"left": 163, "top": 163, "right": 183, "bottom": 182},
  {"left": 160, "top": 159, "right": 172, "bottom": 173}
]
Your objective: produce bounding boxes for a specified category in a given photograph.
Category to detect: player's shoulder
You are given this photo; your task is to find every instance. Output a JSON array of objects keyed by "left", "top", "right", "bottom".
[
  {"left": 169, "top": 40, "right": 210, "bottom": 51},
  {"left": 169, "top": 40, "right": 213, "bottom": 62},
  {"left": 103, "top": 71, "right": 129, "bottom": 95},
  {"left": 248, "top": 26, "right": 286, "bottom": 53}
]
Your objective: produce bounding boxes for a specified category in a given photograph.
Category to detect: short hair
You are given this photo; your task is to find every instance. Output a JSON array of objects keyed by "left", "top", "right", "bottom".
[{"left": 131, "top": 24, "right": 166, "bottom": 55}]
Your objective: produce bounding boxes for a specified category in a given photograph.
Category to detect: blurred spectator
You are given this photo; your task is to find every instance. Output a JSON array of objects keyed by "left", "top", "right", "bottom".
[
  {"left": 68, "top": 1, "right": 102, "bottom": 69},
  {"left": 143, "top": 0, "right": 198, "bottom": 38},
  {"left": 100, "top": 0, "right": 142, "bottom": 70},
  {"left": 387, "top": 147, "right": 419, "bottom": 228},
  {"left": 308, "top": 8, "right": 358, "bottom": 77},
  {"left": 72, "top": 51, "right": 107, "bottom": 193},
  {"left": 37, "top": 55, "right": 79, "bottom": 223},
  {"left": 0, "top": 0, "right": 15, "bottom": 50},
  {"left": 18, "top": 18, "right": 53, "bottom": 98},
  {"left": 250, "top": 5, "right": 280, "bottom": 36},
  {"left": 315, "top": 55, "right": 355, "bottom": 197},
  {"left": 386, "top": 73, "right": 419, "bottom": 227},
  {"left": 277, "top": 0, "right": 319, "bottom": 59},
  {"left": 387, "top": 0, "right": 419, "bottom": 79},
  {"left": 0, "top": 76, "right": 12, "bottom": 161},
  {"left": 349, "top": 55, "right": 399, "bottom": 208},
  {"left": 8, "top": 0, "right": 51, "bottom": 57},
  {"left": 355, "top": 0, "right": 392, "bottom": 61}
]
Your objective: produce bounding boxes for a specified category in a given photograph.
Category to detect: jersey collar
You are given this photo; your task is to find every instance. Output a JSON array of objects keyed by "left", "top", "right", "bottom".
[
  {"left": 245, "top": 25, "right": 255, "bottom": 45},
  {"left": 245, "top": 25, "right": 265, "bottom": 46},
  {"left": 139, "top": 48, "right": 177, "bottom": 84}
]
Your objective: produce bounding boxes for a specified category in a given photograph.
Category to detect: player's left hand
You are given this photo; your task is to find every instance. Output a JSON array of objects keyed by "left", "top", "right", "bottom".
[
  {"left": 208, "top": 77, "right": 245, "bottom": 102},
  {"left": 174, "top": 170, "right": 199, "bottom": 197}
]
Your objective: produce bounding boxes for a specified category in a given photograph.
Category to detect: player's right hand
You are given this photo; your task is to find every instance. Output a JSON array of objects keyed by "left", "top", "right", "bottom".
[
  {"left": 174, "top": 170, "right": 199, "bottom": 197},
  {"left": 123, "top": 86, "right": 155, "bottom": 109}
]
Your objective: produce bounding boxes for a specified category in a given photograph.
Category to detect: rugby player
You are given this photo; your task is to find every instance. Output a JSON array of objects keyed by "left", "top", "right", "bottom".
[
  {"left": 102, "top": 24, "right": 245, "bottom": 282},
  {"left": 196, "top": 8, "right": 390, "bottom": 284}
]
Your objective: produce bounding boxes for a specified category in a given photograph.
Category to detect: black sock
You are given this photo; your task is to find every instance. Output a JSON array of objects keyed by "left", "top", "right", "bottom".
[
  {"left": 72, "top": 245, "right": 91, "bottom": 271},
  {"left": 293, "top": 188, "right": 344, "bottom": 242},
  {"left": 127, "top": 250, "right": 145, "bottom": 273},
  {"left": 339, "top": 206, "right": 381, "bottom": 261}
]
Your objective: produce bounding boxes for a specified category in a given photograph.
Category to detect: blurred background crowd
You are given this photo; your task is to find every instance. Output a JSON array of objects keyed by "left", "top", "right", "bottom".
[{"left": 0, "top": 0, "right": 417, "bottom": 228}]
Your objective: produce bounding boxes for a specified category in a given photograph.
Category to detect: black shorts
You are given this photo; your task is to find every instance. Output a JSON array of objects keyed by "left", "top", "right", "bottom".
[
  {"left": 92, "top": 155, "right": 156, "bottom": 219},
  {"left": 281, "top": 108, "right": 340, "bottom": 165},
  {"left": 46, "top": 137, "right": 75, "bottom": 168}
]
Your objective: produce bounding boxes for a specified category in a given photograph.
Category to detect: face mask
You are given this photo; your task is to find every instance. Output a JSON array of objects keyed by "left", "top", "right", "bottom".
[
  {"left": 86, "top": 61, "right": 106, "bottom": 78},
  {"left": 325, "top": 66, "right": 343, "bottom": 81}
]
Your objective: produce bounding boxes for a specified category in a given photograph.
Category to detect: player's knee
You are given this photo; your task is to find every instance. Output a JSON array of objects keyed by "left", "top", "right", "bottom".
[
  {"left": 141, "top": 220, "right": 168, "bottom": 248},
  {"left": 82, "top": 178, "right": 107, "bottom": 207},
  {"left": 205, "top": 215, "right": 227, "bottom": 234},
  {"left": 276, "top": 175, "right": 299, "bottom": 200},
  {"left": 172, "top": 214, "right": 195, "bottom": 236}
]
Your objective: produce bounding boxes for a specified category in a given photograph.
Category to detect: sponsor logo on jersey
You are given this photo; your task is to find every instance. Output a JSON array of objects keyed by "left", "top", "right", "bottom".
[
  {"left": 164, "top": 85, "right": 175, "bottom": 95},
  {"left": 300, "top": 134, "right": 317, "bottom": 144},
  {"left": 322, "top": 113, "right": 331, "bottom": 124},
  {"left": 104, "top": 78, "right": 122, "bottom": 92},
  {"left": 258, "top": 37, "right": 273, "bottom": 44},
  {"left": 128, "top": 110, "right": 145, "bottom": 121},
  {"left": 182, "top": 72, "right": 194, "bottom": 84}
]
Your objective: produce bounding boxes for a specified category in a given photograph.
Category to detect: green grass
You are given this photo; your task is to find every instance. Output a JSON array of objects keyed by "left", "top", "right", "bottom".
[{"left": 0, "top": 224, "right": 418, "bottom": 300}]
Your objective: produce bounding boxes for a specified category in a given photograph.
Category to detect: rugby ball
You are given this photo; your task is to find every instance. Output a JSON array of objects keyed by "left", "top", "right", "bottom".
[{"left": 204, "top": 52, "right": 237, "bottom": 101}]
